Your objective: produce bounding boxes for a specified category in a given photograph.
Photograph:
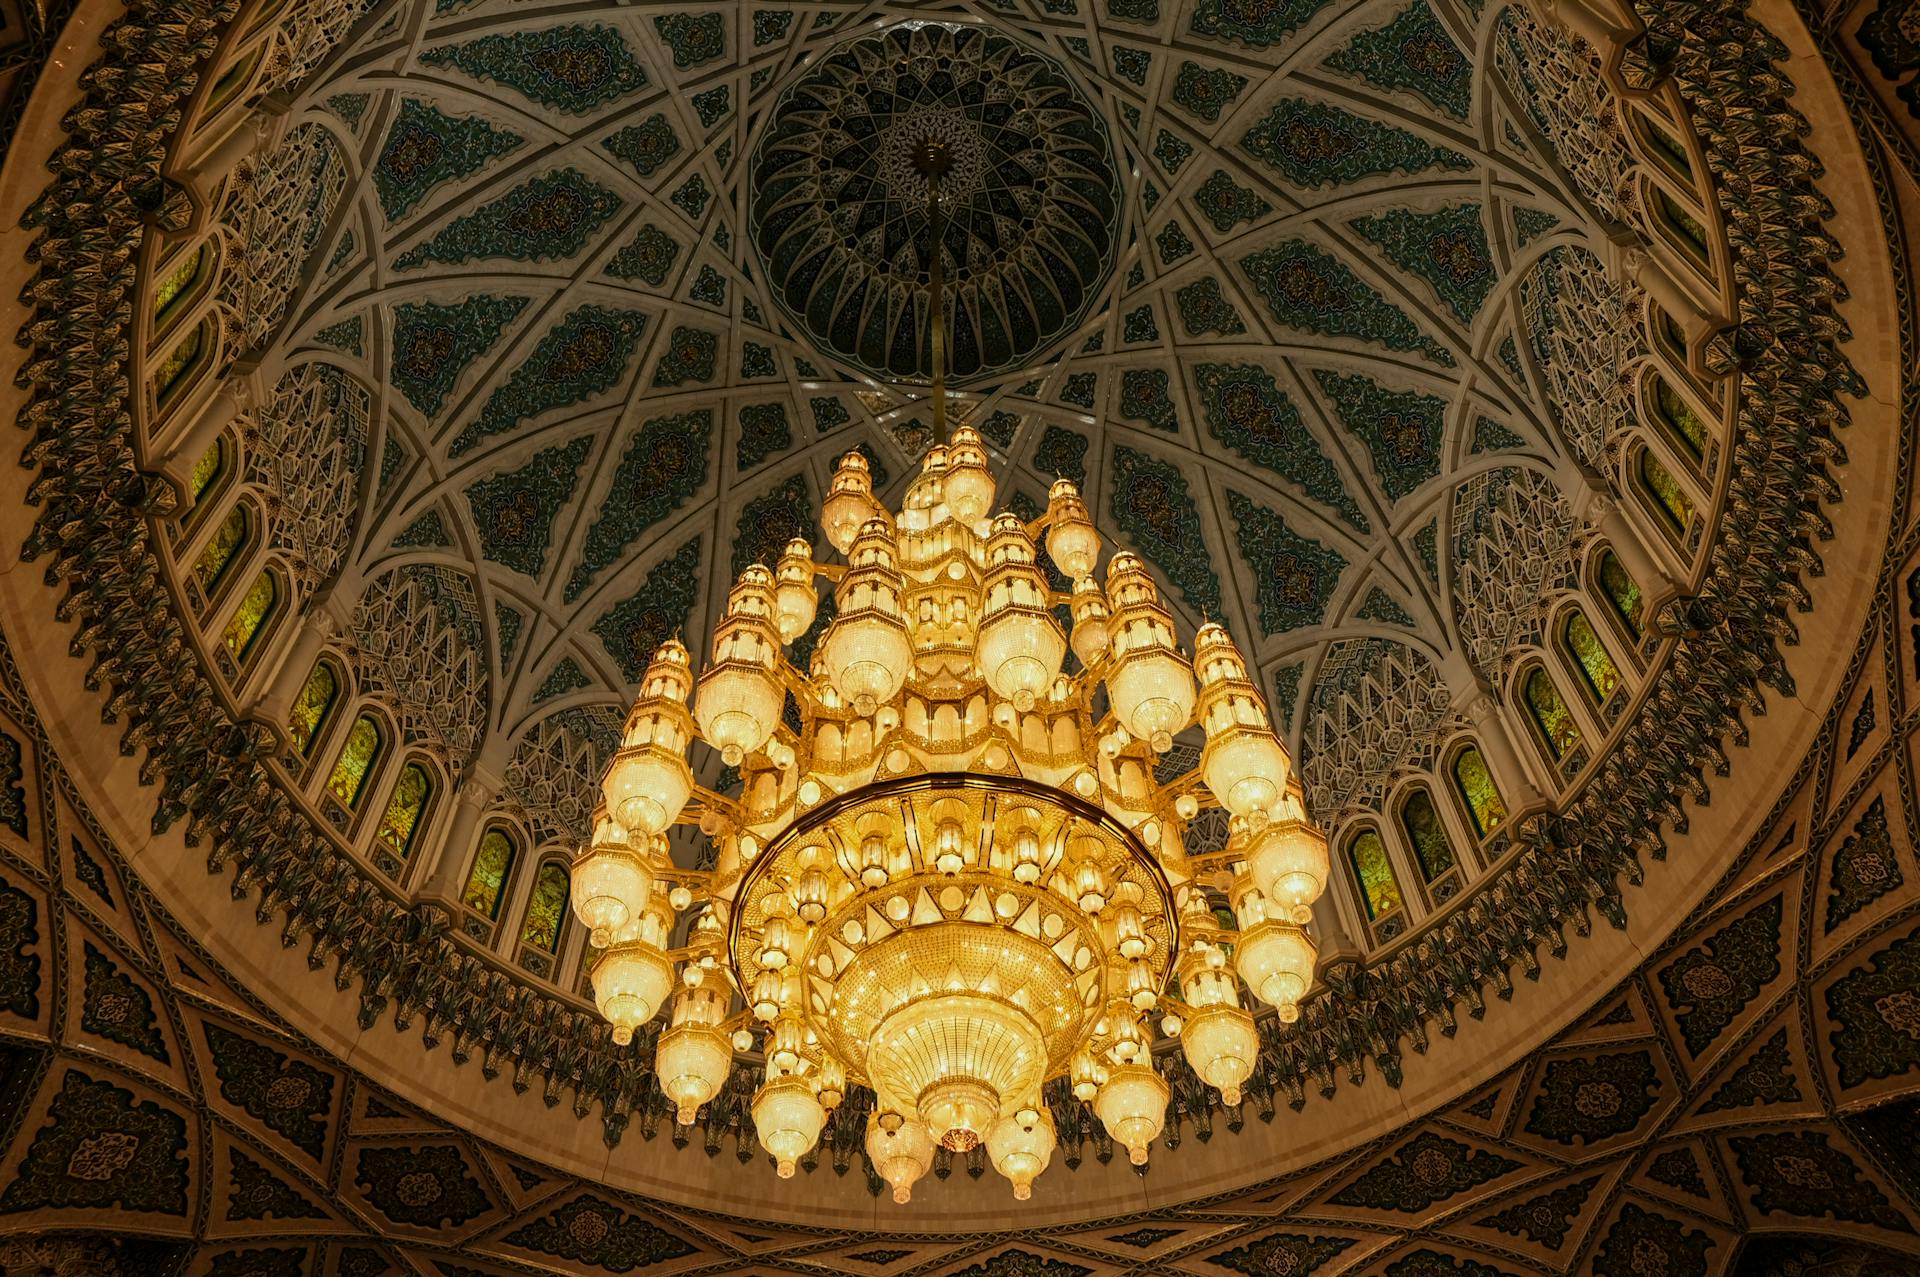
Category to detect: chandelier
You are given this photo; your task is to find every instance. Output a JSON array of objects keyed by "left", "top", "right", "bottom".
[{"left": 570, "top": 137, "right": 1329, "bottom": 1203}]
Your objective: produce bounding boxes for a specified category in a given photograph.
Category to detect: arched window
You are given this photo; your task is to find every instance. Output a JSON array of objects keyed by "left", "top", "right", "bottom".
[
  {"left": 463, "top": 827, "right": 518, "bottom": 920},
  {"left": 1597, "top": 551, "right": 1645, "bottom": 640},
  {"left": 1633, "top": 112, "right": 1693, "bottom": 181},
  {"left": 152, "top": 245, "right": 209, "bottom": 330},
  {"left": 1523, "top": 667, "right": 1583, "bottom": 762},
  {"left": 1649, "top": 375, "right": 1709, "bottom": 461},
  {"left": 326, "top": 713, "right": 384, "bottom": 810},
  {"left": 205, "top": 46, "right": 262, "bottom": 114},
  {"left": 220, "top": 569, "right": 278, "bottom": 665},
  {"left": 521, "top": 861, "right": 570, "bottom": 953},
  {"left": 192, "top": 505, "right": 249, "bottom": 599},
  {"left": 1450, "top": 745, "right": 1507, "bottom": 838},
  {"left": 374, "top": 763, "right": 434, "bottom": 862},
  {"left": 287, "top": 661, "right": 339, "bottom": 756},
  {"left": 1653, "top": 188, "right": 1711, "bottom": 267},
  {"left": 1562, "top": 610, "right": 1621, "bottom": 706},
  {"left": 1398, "top": 788, "right": 1456, "bottom": 884},
  {"left": 1345, "top": 828, "right": 1403, "bottom": 921},
  {"left": 1653, "top": 308, "right": 1689, "bottom": 364},
  {"left": 153, "top": 321, "right": 207, "bottom": 405},
  {"left": 185, "top": 436, "right": 229, "bottom": 523},
  {"left": 1637, "top": 449, "right": 1695, "bottom": 538}
]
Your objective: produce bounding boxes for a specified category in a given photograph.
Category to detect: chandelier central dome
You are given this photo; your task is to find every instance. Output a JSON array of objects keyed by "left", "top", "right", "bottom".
[{"left": 574, "top": 117, "right": 1326, "bottom": 1205}]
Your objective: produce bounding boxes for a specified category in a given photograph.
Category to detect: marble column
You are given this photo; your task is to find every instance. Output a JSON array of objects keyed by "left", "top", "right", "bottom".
[
  {"left": 1464, "top": 690, "right": 1548, "bottom": 815},
  {"left": 416, "top": 770, "right": 500, "bottom": 911}
]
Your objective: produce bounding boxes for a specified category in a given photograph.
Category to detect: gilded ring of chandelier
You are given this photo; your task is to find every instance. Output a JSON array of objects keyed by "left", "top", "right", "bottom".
[{"left": 726, "top": 772, "right": 1180, "bottom": 1078}]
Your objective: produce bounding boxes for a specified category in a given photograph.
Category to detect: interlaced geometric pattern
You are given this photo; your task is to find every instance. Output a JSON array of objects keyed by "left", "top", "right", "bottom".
[
  {"left": 349, "top": 568, "right": 488, "bottom": 766},
  {"left": 1451, "top": 468, "right": 1579, "bottom": 686},
  {"left": 212, "top": 124, "right": 346, "bottom": 360},
  {"left": 250, "top": 363, "right": 367, "bottom": 591},
  {"left": 1520, "top": 246, "right": 1647, "bottom": 470},
  {"left": 1494, "top": 8, "right": 1637, "bottom": 224},
  {"left": 1302, "top": 639, "right": 1454, "bottom": 819}
]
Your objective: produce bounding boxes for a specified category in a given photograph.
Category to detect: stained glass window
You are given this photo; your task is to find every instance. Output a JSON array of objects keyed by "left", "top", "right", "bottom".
[
  {"left": 287, "top": 661, "right": 338, "bottom": 756},
  {"left": 192, "top": 505, "right": 248, "bottom": 598},
  {"left": 1652, "top": 377, "right": 1709, "bottom": 460},
  {"left": 1655, "top": 189, "right": 1711, "bottom": 264},
  {"left": 1399, "top": 788, "right": 1455, "bottom": 883},
  {"left": 1563, "top": 610, "right": 1621, "bottom": 705},
  {"left": 1637, "top": 114, "right": 1693, "bottom": 179},
  {"left": 1655, "top": 309, "right": 1688, "bottom": 362},
  {"left": 1524, "top": 667, "right": 1583, "bottom": 761},
  {"left": 187, "top": 437, "right": 227, "bottom": 514},
  {"left": 153, "top": 322, "right": 205, "bottom": 402},
  {"left": 522, "top": 861, "right": 570, "bottom": 952},
  {"left": 463, "top": 828, "right": 517, "bottom": 920},
  {"left": 375, "top": 763, "right": 433, "bottom": 861},
  {"left": 326, "top": 714, "right": 383, "bottom": 809},
  {"left": 1638, "top": 450, "right": 1695, "bottom": 536},
  {"left": 207, "top": 47, "right": 261, "bottom": 112},
  {"left": 1598, "top": 551, "right": 1644, "bottom": 639},
  {"left": 152, "top": 246, "right": 205, "bottom": 326},
  {"left": 221, "top": 570, "right": 277, "bottom": 664},
  {"left": 1451, "top": 746, "right": 1507, "bottom": 838},
  {"left": 1345, "top": 829, "right": 1402, "bottom": 921}
]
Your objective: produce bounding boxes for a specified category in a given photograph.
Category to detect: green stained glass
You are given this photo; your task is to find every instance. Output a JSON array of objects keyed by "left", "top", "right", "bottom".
[
  {"left": 1639, "top": 450, "right": 1694, "bottom": 536},
  {"left": 1637, "top": 115, "right": 1693, "bottom": 179},
  {"left": 522, "top": 861, "right": 570, "bottom": 952},
  {"left": 1563, "top": 610, "right": 1620, "bottom": 705},
  {"left": 327, "top": 714, "right": 384, "bottom": 809},
  {"left": 207, "top": 47, "right": 260, "bottom": 112},
  {"left": 1451, "top": 746, "right": 1506, "bottom": 838},
  {"left": 1655, "top": 189, "right": 1710, "bottom": 264},
  {"left": 152, "top": 246, "right": 205, "bottom": 325},
  {"left": 192, "top": 505, "right": 248, "bottom": 597},
  {"left": 1399, "top": 789, "right": 1455, "bottom": 883},
  {"left": 1653, "top": 377, "right": 1708, "bottom": 459},
  {"left": 463, "top": 828, "right": 518, "bottom": 919},
  {"left": 1598, "top": 551, "right": 1644, "bottom": 639},
  {"left": 188, "top": 437, "right": 227, "bottom": 509},
  {"left": 153, "top": 323, "right": 205, "bottom": 401},
  {"left": 1524, "top": 667, "right": 1582, "bottom": 761},
  {"left": 287, "top": 661, "right": 338, "bottom": 755},
  {"left": 375, "top": 763, "right": 433, "bottom": 860},
  {"left": 1346, "top": 829, "right": 1402, "bottom": 920},
  {"left": 1655, "top": 309, "right": 1688, "bottom": 360},
  {"left": 221, "top": 570, "right": 277, "bottom": 663}
]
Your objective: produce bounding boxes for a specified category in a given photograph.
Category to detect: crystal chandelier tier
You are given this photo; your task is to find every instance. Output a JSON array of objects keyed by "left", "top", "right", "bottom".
[{"left": 571, "top": 136, "right": 1330, "bottom": 1204}]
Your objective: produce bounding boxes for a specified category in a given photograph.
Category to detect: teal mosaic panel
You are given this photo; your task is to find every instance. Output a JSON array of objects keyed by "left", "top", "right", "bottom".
[
  {"left": 1349, "top": 203, "right": 1495, "bottom": 325},
  {"left": 1110, "top": 446, "right": 1222, "bottom": 617},
  {"left": 565, "top": 410, "right": 712, "bottom": 602},
  {"left": 1195, "top": 169, "right": 1273, "bottom": 232},
  {"left": 465, "top": 435, "right": 593, "bottom": 577},
  {"left": 453, "top": 306, "right": 649, "bottom": 456},
  {"left": 1190, "top": 0, "right": 1330, "bottom": 48},
  {"left": 1321, "top": 2, "right": 1471, "bottom": 120},
  {"left": 1241, "top": 97, "right": 1469, "bottom": 189},
  {"left": 605, "top": 224, "right": 680, "bottom": 285},
  {"left": 1194, "top": 362, "right": 1368, "bottom": 533},
  {"left": 1227, "top": 490, "right": 1347, "bottom": 634},
  {"left": 394, "top": 170, "right": 622, "bottom": 270},
  {"left": 601, "top": 115, "right": 681, "bottom": 179},
  {"left": 389, "top": 295, "right": 528, "bottom": 418},
  {"left": 417, "top": 25, "right": 648, "bottom": 114},
  {"left": 373, "top": 99, "right": 523, "bottom": 222},
  {"left": 1311, "top": 368, "right": 1446, "bottom": 503},
  {"left": 1241, "top": 240, "right": 1455, "bottom": 366},
  {"left": 1171, "top": 61, "right": 1247, "bottom": 123}
]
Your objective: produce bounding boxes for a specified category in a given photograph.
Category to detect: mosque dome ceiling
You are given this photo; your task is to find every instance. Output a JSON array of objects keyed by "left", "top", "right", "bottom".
[{"left": 0, "top": 0, "right": 1910, "bottom": 1250}]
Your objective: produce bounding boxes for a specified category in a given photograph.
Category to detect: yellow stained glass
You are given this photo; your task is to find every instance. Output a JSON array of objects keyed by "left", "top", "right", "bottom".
[
  {"left": 192, "top": 505, "right": 247, "bottom": 597},
  {"left": 1639, "top": 450, "right": 1695, "bottom": 536},
  {"left": 153, "top": 323, "right": 205, "bottom": 402},
  {"left": 521, "top": 861, "right": 570, "bottom": 952},
  {"left": 1524, "top": 668, "right": 1583, "bottom": 762},
  {"left": 1598, "top": 552, "right": 1644, "bottom": 639},
  {"left": 152, "top": 247, "right": 205, "bottom": 325},
  {"left": 1451, "top": 746, "right": 1507, "bottom": 838},
  {"left": 1564, "top": 611, "right": 1620, "bottom": 705},
  {"left": 1346, "top": 829, "right": 1402, "bottom": 921},
  {"left": 188, "top": 437, "right": 227, "bottom": 510},
  {"left": 375, "top": 763, "right": 432, "bottom": 860},
  {"left": 463, "top": 828, "right": 518, "bottom": 920},
  {"left": 1638, "top": 115, "right": 1693, "bottom": 179},
  {"left": 1399, "top": 788, "right": 1455, "bottom": 883},
  {"left": 327, "top": 714, "right": 383, "bottom": 809},
  {"left": 287, "top": 662, "right": 338, "bottom": 756},
  {"left": 221, "top": 570, "right": 276, "bottom": 663},
  {"left": 1653, "top": 377, "right": 1709, "bottom": 459}
]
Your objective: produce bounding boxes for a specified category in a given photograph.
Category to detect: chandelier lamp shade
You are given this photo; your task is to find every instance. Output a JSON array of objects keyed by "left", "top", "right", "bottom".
[{"left": 571, "top": 144, "right": 1328, "bottom": 1204}]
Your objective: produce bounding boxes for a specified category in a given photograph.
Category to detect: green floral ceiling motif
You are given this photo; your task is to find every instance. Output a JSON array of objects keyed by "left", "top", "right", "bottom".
[
  {"left": 748, "top": 22, "right": 1121, "bottom": 382},
  {"left": 591, "top": 539, "right": 703, "bottom": 681},
  {"left": 418, "top": 24, "right": 650, "bottom": 115},
  {"left": 565, "top": 410, "right": 711, "bottom": 603},
  {"left": 1241, "top": 98, "right": 1470, "bottom": 190},
  {"left": 372, "top": 98, "right": 523, "bottom": 222},
  {"left": 1322, "top": 1, "right": 1472, "bottom": 120},
  {"left": 1194, "top": 362, "right": 1370, "bottom": 534},
  {"left": 464, "top": 436, "right": 593, "bottom": 578},
  {"left": 388, "top": 295, "right": 527, "bottom": 418},
  {"left": 454, "top": 306, "right": 649, "bottom": 456},
  {"left": 394, "top": 170, "right": 623, "bottom": 271}
]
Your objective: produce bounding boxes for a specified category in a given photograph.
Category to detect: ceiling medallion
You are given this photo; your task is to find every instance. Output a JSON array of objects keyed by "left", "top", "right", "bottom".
[
  {"left": 574, "top": 142, "right": 1323, "bottom": 1203},
  {"left": 749, "top": 21, "right": 1121, "bottom": 383}
]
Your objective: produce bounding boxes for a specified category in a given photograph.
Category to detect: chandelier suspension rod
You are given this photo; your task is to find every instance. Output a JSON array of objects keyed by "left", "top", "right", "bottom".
[{"left": 918, "top": 140, "right": 951, "bottom": 444}]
